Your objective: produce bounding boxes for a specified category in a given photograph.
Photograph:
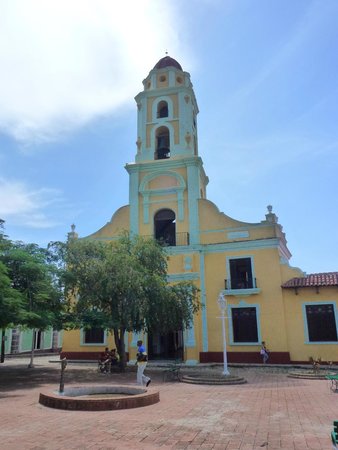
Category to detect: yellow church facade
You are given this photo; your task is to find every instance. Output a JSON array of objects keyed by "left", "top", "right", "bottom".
[{"left": 62, "top": 57, "right": 338, "bottom": 364}]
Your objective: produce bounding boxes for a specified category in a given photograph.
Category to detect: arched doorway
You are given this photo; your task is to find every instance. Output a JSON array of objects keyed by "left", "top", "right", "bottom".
[{"left": 154, "top": 209, "right": 176, "bottom": 246}]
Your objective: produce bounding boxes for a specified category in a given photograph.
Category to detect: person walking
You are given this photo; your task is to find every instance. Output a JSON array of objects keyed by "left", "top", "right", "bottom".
[
  {"left": 136, "top": 340, "right": 151, "bottom": 387},
  {"left": 260, "top": 341, "right": 269, "bottom": 364}
]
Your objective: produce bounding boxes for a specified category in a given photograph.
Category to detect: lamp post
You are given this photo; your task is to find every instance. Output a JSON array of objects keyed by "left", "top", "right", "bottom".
[{"left": 217, "top": 292, "right": 229, "bottom": 375}]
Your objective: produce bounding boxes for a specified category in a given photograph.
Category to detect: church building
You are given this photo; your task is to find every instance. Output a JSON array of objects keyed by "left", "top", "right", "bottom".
[{"left": 62, "top": 56, "right": 338, "bottom": 364}]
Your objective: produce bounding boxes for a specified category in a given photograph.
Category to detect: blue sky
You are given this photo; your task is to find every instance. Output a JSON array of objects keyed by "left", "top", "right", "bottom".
[{"left": 1, "top": 0, "right": 337, "bottom": 274}]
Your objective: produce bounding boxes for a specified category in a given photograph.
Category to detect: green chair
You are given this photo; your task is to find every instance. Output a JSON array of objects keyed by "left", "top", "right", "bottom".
[{"left": 331, "top": 421, "right": 338, "bottom": 449}]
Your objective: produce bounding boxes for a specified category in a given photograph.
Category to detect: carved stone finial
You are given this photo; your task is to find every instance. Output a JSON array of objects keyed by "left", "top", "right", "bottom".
[
  {"left": 136, "top": 137, "right": 142, "bottom": 153},
  {"left": 185, "top": 131, "right": 191, "bottom": 147},
  {"left": 68, "top": 224, "right": 78, "bottom": 241},
  {"left": 265, "top": 205, "right": 278, "bottom": 224}
]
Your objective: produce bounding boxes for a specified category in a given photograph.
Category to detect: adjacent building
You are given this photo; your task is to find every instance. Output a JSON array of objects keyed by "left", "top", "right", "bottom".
[{"left": 4, "top": 328, "right": 62, "bottom": 356}]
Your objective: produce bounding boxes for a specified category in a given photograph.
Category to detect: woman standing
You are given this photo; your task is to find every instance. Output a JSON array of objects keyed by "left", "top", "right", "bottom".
[{"left": 260, "top": 341, "right": 269, "bottom": 364}]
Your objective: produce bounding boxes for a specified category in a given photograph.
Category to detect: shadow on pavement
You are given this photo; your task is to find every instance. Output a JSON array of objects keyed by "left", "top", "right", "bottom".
[{"left": 0, "top": 364, "right": 165, "bottom": 393}]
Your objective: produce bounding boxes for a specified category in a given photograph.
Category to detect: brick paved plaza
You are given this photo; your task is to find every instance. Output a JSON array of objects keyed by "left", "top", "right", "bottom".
[{"left": 0, "top": 356, "right": 337, "bottom": 449}]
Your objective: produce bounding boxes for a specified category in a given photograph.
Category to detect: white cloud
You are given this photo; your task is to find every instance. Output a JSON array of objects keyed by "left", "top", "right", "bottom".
[
  {"left": 0, "top": 178, "right": 64, "bottom": 228},
  {"left": 0, "top": 0, "right": 187, "bottom": 144}
]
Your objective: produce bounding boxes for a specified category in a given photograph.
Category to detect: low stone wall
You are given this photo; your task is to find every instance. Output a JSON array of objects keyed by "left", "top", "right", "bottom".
[{"left": 39, "top": 385, "right": 159, "bottom": 411}]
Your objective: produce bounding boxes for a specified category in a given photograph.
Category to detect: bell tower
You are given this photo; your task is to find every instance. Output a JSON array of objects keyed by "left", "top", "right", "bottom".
[
  {"left": 134, "top": 55, "right": 199, "bottom": 162},
  {"left": 126, "top": 56, "right": 208, "bottom": 245}
]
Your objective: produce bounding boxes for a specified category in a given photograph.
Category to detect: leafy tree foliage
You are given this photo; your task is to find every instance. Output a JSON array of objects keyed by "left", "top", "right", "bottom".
[
  {"left": 0, "top": 224, "right": 65, "bottom": 366},
  {"left": 0, "top": 221, "right": 26, "bottom": 362},
  {"left": 0, "top": 261, "right": 25, "bottom": 328},
  {"left": 65, "top": 233, "right": 200, "bottom": 369},
  {"left": 3, "top": 244, "right": 64, "bottom": 326},
  {"left": 0, "top": 261, "right": 26, "bottom": 362},
  {"left": 0, "top": 222, "right": 22, "bottom": 329}
]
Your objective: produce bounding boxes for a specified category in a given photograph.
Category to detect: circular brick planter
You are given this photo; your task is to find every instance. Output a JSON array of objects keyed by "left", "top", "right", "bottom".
[
  {"left": 39, "top": 385, "right": 160, "bottom": 411},
  {"left": 181, "top": 374, "right": 247, "bottom": 385}
]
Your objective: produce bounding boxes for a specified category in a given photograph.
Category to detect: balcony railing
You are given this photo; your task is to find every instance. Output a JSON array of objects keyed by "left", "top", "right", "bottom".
[
  {"left": 143, "top": 232, "right": 190, "bottom": 247},
  {"left": 224, "top": 278, "right": 258, "bottom": 290}
]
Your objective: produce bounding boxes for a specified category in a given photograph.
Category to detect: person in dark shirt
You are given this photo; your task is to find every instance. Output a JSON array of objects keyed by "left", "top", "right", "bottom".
[
  {"left": 98, "top": 347, "right": 110, "bottom": 373},
  {"left": 100, "top": 347, "right": 110, "bottom": 361},
  {"left": 110, "top": 348, "right": 119, "bottom": 369}
]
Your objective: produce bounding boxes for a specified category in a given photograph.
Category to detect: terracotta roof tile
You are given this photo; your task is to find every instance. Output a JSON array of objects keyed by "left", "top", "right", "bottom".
[{"left": 282, "top": 272, "right": 338, "bottom": 288}]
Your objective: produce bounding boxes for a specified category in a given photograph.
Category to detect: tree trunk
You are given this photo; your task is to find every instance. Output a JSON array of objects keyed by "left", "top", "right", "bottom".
[
  {"left": 119, "top": 327, "right": 126, "bottom": 372},
  {"left": 113, "top": 327, "right": 126, "bottom": 372},
  {"left": 1, "top": 329, "right": 5, "bottom": 363},
  {"left": 52, "top": 329, "right": 59, "bottom": 352},
  {"left": 28, "top": 329, "right": 35, "bottom": 368}
]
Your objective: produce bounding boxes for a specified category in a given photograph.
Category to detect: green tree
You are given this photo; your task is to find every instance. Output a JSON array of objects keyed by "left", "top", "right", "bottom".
[
  {"left": 1, "top": 242, "right": 65, "bottom": 367},
  {"left": 65, "top": 233, "right": 200, "bottom": 369},
  {"left": 0, "top": 220, "right": 26, "bottom": 362},
  {"left": 0, "top": 261, "right": 26, "bottom": 362}
]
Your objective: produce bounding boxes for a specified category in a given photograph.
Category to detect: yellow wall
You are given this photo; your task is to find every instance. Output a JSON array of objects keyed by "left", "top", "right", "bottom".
[
  {"left": 198, "top": 199, "right": 278, "bottom": 244},
  {"left": 146, "top": 94, "right": 179, "bottom": 119},
  {"left": 283, "top": 287, "right": 338, "bottom": 362},
  {"left": 62, "top": 330, "right": 116, "bottom": 353},
  {"left": 157, "top": 73, "right": 169, "bottom": 88},
  {"left": 202, "top": 249, "right": 288, "bottom": 353}
]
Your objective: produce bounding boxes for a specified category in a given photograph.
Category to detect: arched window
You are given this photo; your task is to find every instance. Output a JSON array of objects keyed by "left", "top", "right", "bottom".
[
  {"left": 154, "top": 209, "right": 176, "bottom": 246},
  {"left": 157, "top": 101, "right": 168, "bottom": 118},
  {"left": 155, "top": 127, "right": 170, "bottom": 160}
]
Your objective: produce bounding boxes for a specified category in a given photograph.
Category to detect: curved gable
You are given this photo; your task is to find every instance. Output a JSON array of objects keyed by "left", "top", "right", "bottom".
[{"left": 85, "top": 205, "right": 130, "bottom": 239}]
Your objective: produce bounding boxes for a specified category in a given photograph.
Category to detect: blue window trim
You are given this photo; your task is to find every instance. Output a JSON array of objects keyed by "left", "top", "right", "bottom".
[
  {"left": 80, "top": 329, "right": 108, "bottom": 346},
  {"left": 226, "top": 255, "right": 257, "bottom": 291},
  {"left": 228, "top": 300, "right": 262, "bottom": 346},
  {"left": 302, "top": 301, "right": 338, "bottom": 345}
]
